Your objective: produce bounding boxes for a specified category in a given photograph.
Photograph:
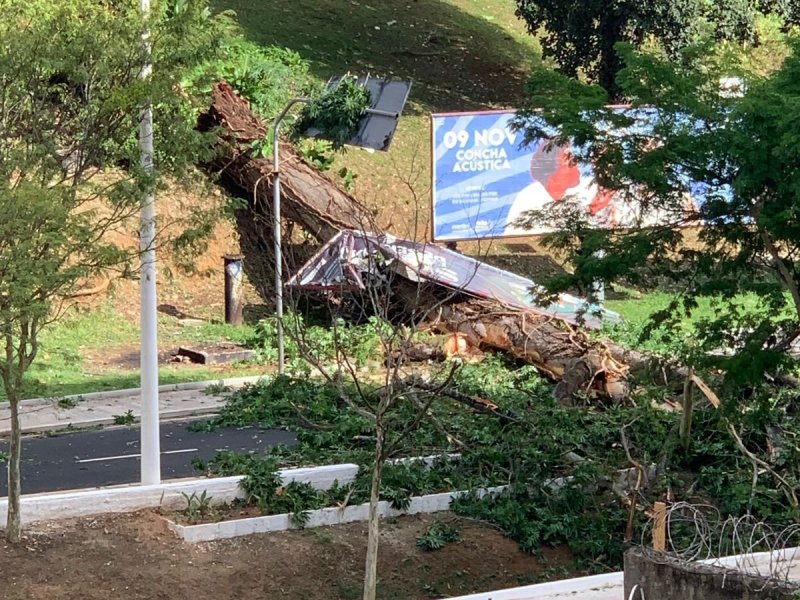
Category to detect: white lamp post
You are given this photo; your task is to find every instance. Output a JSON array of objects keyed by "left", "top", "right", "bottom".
[
  {"left": 272, "top": 98, "right": 310, "bottom": 375},
  {"left": 139, "top": 0, "right": 160, "bottom": 485}
]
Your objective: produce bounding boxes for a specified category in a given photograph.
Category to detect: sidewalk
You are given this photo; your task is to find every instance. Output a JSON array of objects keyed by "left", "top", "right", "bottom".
[{"left": 0, "top": 375, "right": 267, "bottom": 436}]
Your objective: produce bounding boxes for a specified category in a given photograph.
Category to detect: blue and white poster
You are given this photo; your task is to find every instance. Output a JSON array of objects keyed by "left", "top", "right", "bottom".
[{"left": 431, "top": 110, "right": 700, "bottom": 241}]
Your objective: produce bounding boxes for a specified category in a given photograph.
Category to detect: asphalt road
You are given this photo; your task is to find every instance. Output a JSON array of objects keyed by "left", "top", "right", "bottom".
[{"left": 0, "top": 421, "right": 296, "bottom": 496}]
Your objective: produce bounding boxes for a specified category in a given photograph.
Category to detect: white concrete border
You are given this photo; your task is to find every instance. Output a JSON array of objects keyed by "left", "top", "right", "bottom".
[
  {"left": 0, "top": 463, "right": 360, "bottom": 528},
  {"left": 445, "top": 572, "right": 623, "bottom": 600},
  {"left": 0, "top": 476, "right": 244, "bottom": 528},
  {"left": 1, "top": 456, "right": 461, "bottom": 528},
  {"left": 443, "top": 546, "right": 800, "bottom": 600},
  {"left": 0, "top": 454, "right": 469, "bottom": 531},
  {"left": 166, "top": 486, "right": 505, "bottom": 544}
]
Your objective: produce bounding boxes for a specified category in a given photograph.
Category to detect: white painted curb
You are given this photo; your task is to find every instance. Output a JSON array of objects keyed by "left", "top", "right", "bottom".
[
  {"left": 0, "top": 456, "right": 460, "bottom": 528},
  {"left": 0, "top": 476, "right": 244, "bottom": 529},
  {"left": 444, "top": 545, "right": 800, "bottom": 600},
  {"left": 0, "top": 463, "right": 360, "bottom": 528},
  {"left": 166, "top": 486, "right": 506, "bottom": 544},
  {"left": 445, "top": 572, "right": 623, "bottom": 600}
]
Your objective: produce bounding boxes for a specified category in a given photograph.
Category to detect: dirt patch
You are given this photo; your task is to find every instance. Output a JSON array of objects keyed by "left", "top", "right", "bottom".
[
  {"left": 82, "top": 346, "right": 179, "bottom": 371},
  {"left": 1, "top": 511, "right": 581, "bottom": 600}
]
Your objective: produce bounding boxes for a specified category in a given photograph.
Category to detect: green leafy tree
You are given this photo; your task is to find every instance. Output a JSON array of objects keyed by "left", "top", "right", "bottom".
[
  {"left": 0, "top": 0, "right": 227, "bottom": 542},
  {"left": 284, "top": 295, "right": 461, "bottom": 600},
  {"left": 514, "top": 0, "right": 798, "bottom": 98},
  {"left": 513, "top": 40, "right": 800, "bottom": 393}
]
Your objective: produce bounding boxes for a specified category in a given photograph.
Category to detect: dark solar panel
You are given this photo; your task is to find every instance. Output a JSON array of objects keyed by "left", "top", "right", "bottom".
[{"left": 323, "top": 75, "right": 412, "bottom": 151}]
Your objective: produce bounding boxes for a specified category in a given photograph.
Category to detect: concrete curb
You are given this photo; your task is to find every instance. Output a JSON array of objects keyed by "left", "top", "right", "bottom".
[
  {"left": 0, "top": 456, "right": 456, "bottom": 528},
  {"left": 17, "top": 374, "right": 271, "bottom": 408},
  {"left": 3, "top": 374, "right": 273, "bottom": 435},
  {"left": 445, "top": 572, "right": 623, "bottom": 600},
  {"left": 0, "top": 476, "right": 245, "bottom": 529},
  {"left": 165, "top": 486, "right": 506, "bottom": 544},
  {"left": 18, "top": 405, "right": 225, "bottom": 435},
  {"left": 442, "top": 546, "right": 800, "bottom": 600},
  {"left": 0, "top": 463, "right": 361, "bottom": 528}
]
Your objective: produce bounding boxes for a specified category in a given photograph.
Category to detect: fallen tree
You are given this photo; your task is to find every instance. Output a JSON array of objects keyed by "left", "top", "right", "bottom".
[{"left": 198, "top": 82, "right": 633, "bottom": 402}]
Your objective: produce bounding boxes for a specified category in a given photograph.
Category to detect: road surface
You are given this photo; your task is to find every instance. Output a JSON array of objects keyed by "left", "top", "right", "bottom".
[{"left": 0, "top": 421, "right": 296, "bottom": 496}]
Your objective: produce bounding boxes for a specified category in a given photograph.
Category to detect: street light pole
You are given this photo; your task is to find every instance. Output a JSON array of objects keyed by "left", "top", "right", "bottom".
[
  {"left": 139, "top": 0, "right": 160, "bottom": 485},
  {"left": 273, "top": 97, "right": 309, "bottom": 375}
]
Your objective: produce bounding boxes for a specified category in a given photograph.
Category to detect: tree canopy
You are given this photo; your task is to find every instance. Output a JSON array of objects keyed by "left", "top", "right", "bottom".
[
  {"left": 513, "top": 39, "right": 800, "bottom": 391},
  {"left": 0, "top": 0, "right": 230, "bottom": 384},
  {"left": 515, "top": 0, "right": 799, "bottom": 98},
  {"left": 0, "top": 0, "right": 229, "bottom": 541}
]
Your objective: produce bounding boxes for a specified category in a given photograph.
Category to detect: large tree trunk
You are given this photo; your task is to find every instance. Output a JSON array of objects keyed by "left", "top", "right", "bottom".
[
  {"left": 197, "top": 84, "right": 377, "bottom": 247},
  {"left": 198, "top": 82, "right": 632, "bottom": 402},
  {"left": 434, "top": 298, "right": 629, "bottom": 401}
]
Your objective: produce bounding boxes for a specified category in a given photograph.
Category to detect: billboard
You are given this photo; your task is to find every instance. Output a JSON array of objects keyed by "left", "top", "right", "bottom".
[{"left": 431, "top": 110, "right": 698, "bottom": 241}]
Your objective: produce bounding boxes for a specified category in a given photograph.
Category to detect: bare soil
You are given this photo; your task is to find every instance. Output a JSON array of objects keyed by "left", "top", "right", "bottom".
[
  {"left": 105, "top": 192, "right": 255, "bottom": 322},
  {"left": 1, "top": 511, "right": 580, "bottom": 600}
]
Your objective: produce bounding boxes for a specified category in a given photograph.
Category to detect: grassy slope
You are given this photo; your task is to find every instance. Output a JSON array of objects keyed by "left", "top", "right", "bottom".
[{"left": 217, "top": 0, "right": 539, "bottom": 109}]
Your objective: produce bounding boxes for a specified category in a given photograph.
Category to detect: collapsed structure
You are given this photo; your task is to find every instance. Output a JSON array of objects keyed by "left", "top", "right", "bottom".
[{"left": 198, "top": 82, "right": 637, "bottom": 403}]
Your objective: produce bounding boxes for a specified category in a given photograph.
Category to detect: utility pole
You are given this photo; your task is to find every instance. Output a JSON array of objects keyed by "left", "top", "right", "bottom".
[{"left": 139, "top": 0, "right": 160, "bottom": 485}]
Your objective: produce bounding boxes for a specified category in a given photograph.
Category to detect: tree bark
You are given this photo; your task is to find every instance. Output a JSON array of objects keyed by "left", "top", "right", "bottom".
[
  {"left": 6, "top": 393, "right": 22, "bottom": 542},
  {"left": 198, "top": 83, "right": 377, "bottom": 247},
  {"left": 432, "top": 298, "right": 629, "bottom": 402},
  {"left": 363, "top": 424, "right": 385, "bottom": 600},
  {"left": 198, "top": 82, "right": 635, "bottom": 402}
]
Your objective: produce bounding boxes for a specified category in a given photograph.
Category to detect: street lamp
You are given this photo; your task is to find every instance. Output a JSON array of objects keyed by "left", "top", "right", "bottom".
[
  {"left": 139, "top": 0, "right": 160, "bottom": 485},
  {"left": 272, "top": 76, "right": 411, "bottom": 374},
  {"left": 272, "top": 98, "right": 310, "bottom": 374}
]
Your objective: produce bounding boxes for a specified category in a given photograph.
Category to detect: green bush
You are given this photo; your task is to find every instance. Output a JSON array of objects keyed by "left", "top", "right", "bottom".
[
  {"left": 185, "top": 37, "right": 314, "bottom": 121},
  {"left": 202, "top": 357, "right": 800, "bottom": 569},
  {"left": 293, "top": 74, "right": 371, "bottom": 148}
]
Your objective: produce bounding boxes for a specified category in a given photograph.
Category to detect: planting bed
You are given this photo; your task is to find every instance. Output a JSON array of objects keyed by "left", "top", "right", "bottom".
[
  {"left": 161, "top": 453, "right": 506, "bottom": 543},
  {"left": 1, "top": 510, "right": 581, "bottom": 600},
  {"left": 166, "top": 486, "right": 505, "bottom": 543}
]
